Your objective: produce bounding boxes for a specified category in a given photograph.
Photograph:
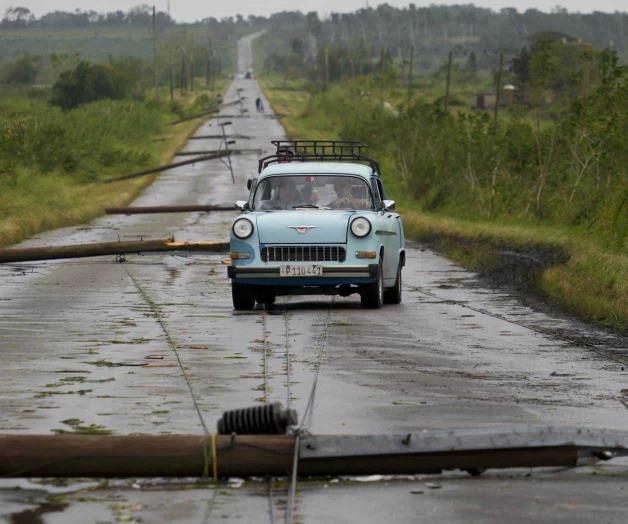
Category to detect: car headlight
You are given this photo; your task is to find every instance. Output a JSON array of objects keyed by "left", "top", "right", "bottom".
[
  {"left": 350, "top": 217, "right": 371, "bottom": 238},
  {"left": 233, "top": 218, "right": 254, "bottom": 239}
]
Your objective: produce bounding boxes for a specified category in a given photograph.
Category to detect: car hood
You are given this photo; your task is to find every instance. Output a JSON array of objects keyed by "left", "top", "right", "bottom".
[{"left": 254, "top": 210, "right": 356, "bottom": 244}]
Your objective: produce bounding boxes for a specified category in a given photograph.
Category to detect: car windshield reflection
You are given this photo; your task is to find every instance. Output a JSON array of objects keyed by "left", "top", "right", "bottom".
[{"left": 252, "top": 175, "right": 375, "bottom": 211}]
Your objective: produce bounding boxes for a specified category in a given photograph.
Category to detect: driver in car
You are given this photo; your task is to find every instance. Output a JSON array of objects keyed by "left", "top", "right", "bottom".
[{"left": 276, "top": 179, "right": 302, "bottom": 209}]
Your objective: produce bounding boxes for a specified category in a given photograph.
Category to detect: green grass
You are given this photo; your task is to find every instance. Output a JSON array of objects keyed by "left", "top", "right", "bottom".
[
  {"left": 0, "top": 77, "right": 228, "bottom": 248},
  {"left": 260, "top": 74, "right": 627, "bottom": 332}
]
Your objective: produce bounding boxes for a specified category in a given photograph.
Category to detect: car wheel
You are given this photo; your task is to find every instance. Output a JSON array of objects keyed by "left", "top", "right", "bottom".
[
  {"left": 360, "top": 261, "right": 384, "bottom": 309},
  {"left": 383, "top": 264, "right": 402, "bottom": 304},
  {"left": 232, "top": 283, "right": 256, "bottom": 310}
]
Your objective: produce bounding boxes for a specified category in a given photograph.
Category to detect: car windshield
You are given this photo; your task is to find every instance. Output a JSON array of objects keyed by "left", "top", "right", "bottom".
[{"left": 252, "top": 175, "right": 375, "bottom": 211}]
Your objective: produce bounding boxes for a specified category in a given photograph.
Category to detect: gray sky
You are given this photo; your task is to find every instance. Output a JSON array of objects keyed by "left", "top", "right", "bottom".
[{"left": 2, "top": 1, "right": 627, "bottom": 22}]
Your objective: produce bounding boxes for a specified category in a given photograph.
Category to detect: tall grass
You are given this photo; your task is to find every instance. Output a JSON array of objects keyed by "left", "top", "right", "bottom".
[
  {"left": 0, "top": 79, "right": 227, "bottom": 247},
  {"left": 259, "top": 74, "right": 627, "bottom": 331}
]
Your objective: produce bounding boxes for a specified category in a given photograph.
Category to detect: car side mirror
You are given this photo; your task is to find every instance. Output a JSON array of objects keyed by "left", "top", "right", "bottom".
[
  {"left": 235, "top": 200, "right": 248, "bottom": 211},
  {"left": 246, "top": 179, "right": 252, "bottom": 190},
  {"left": 383, "top": 199, "right": 396, "bottom": 210}
]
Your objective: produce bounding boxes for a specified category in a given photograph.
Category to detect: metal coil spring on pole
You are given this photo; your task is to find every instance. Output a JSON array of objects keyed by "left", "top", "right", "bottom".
[{"left": 217, "top": 402, "right": 297, "bottom": 435}]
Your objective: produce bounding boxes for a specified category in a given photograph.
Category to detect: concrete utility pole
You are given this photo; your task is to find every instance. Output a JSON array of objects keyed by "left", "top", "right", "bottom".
[
  {"left": 406, "top": 44, "right": 414, "bottom": 109},
  {"left": 494, "top": 52, "right": 504, "bottom": 123},
  {"left": 0, "top": 239, "right": 229, "bottom": 264},
  {"left": 444, "top": 51, "right": 453, "bottom": 111}
]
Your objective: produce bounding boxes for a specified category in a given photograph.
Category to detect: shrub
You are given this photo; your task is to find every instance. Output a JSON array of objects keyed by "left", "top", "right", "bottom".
[
  {"left": 2, "top": 54, "right": 39, "bottom": 84},
  {"left": 50, "top": 61, "right": 132, "bottom": 110}
]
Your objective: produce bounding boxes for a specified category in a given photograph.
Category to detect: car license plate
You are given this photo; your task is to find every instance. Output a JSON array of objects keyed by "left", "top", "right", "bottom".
[{"left": 279, "top": 265, "right": 323, "bottom": 277}]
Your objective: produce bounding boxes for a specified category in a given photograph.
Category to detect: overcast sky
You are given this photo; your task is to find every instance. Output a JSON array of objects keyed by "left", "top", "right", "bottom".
[{"left": 2, "top": 1, "right": 627, "bottom": 22}]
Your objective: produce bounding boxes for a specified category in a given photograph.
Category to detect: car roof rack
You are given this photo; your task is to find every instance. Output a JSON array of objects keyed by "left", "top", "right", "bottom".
[{"left": 258, "top": 140, "right": 380, "bottom": 174}]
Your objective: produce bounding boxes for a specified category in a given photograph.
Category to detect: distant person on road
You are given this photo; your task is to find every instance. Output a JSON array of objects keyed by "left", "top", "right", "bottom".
[{"left": 255, "top": 97, "right": 264, "bottom": 112}]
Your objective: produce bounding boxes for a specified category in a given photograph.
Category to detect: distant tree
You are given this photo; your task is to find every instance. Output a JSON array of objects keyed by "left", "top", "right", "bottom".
[{"left": 2, "top": 6, "right": 34, "bottom": 27}]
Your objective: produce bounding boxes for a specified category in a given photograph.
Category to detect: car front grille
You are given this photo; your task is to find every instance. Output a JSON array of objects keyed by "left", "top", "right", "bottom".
[{"left": 261, "top": 245, "right": 346, "bottom": 263}]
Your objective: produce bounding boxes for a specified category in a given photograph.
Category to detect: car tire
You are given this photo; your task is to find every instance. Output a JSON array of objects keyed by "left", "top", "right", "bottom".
[
  {"left": 232, "top": 283, "right": 256, "bottom": 311},
  {"left": 383, "top": 264, "right": 402, "bottom": 304},
  {"left": 360, "top": 261, "right": 384, "bottom": 309}
]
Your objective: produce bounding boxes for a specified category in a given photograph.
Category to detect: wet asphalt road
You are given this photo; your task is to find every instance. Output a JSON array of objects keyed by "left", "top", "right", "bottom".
[{"left": 1, "top": 33, "right": 627, "bottom": 523}]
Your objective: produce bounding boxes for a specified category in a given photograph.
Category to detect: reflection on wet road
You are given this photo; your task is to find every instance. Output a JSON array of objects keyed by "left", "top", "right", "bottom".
[{"left": 1, "top": 33, "right": 627, "bottom": 524}]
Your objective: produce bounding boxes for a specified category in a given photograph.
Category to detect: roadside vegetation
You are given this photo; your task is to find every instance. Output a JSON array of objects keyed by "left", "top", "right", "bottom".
[{"left": 255, "top": 8, "right": 627, "bottom": 331}]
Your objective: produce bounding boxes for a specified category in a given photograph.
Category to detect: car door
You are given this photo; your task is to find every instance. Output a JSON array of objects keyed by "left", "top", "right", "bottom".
[{"left": 372, "top": 177, "right": 400, "bottom": 284}]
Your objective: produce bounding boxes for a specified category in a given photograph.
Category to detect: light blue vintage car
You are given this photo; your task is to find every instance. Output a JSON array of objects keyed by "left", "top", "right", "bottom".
[{"left": 228, "top": 141, "right": 405, "bottom": 310}]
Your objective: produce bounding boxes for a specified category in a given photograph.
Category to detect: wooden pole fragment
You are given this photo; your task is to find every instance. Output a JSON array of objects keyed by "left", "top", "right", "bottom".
[{"left": 0, "top": 434, "right": 294, "bottom": 478}]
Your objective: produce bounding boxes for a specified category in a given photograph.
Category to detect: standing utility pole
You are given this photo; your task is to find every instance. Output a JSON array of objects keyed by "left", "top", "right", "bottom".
[
  {"left": 152, "top": 6, "right": 159, "bottom": 100},
  {"left": 379, "top": 48, "right": 385, "bottom": 108},
  {"left": 324, "top": 46, "right": 330, "bottom": 90},
  {"left": 406, "top": 44, "right": 414, "bottom": 109},
  {"left": 444, "top": 51, "right": 453, "bottom": 111},
  {"left": 494, "top": 52, "right": 504, "bottom": 123}
]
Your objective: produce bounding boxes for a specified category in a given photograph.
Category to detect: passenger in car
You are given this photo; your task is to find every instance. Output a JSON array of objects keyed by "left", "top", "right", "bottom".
[{"left": 329, "top": 180, "right": 369, "bottom": 209}]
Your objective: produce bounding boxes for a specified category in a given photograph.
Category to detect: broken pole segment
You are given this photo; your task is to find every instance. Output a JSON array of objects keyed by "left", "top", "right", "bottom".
[
  {"left": 0, "top": 239, "right": 229, "bottom": 264},
  {"left": 105, "top": 205, "right": 236, "bottom": 215},
  {"left": 102, "top": 151, "right": 231, "bottom": 184},
  {"left": 0, "top": 434, "right": 294, "bottom": 478}
]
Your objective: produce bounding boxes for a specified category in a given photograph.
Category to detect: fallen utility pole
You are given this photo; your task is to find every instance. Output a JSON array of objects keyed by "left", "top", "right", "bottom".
[
  {"left": 105, "top": 205, "right": 236, "bottom": 215},
  {"left": 189, "top": 134, "right": 252, "bottom": 140},
  {"left": 0, "top": 239, "right": 229, "bottom": 264},
  {"left": 221, "top": 97, "right": 246, "bottom": 108},
  {"left": 102, "top": 151, "right": 231, "bottom": 184},
  {"left": 174, "top": 149, "right": 261, "bottom": 157},
  {"left": 169, "top": 108, "right": 219, "bottom": 125},
  {"left": 0, "top": 427, "right": 626, "bottom": 478}
]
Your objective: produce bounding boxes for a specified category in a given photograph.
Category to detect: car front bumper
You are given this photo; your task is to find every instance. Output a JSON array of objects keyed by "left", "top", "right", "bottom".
[{"left": 228, "top": 264, "right": 378, "bottom": 286}]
